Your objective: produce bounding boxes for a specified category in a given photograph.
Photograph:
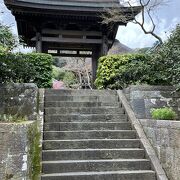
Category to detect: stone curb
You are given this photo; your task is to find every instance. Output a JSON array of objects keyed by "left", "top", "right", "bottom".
[{"left": 117, "top": 90, "right": 168, "bottom": 180}]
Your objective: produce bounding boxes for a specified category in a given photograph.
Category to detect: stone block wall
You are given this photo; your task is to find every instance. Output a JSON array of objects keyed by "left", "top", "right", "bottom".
[
  {"left": 0, "top": 121, "right": 38, "bottom": 180},
  {"left": 140, "top": 119, "right": 180, "bottom": 180},
  {"left": 0, "top": 83, "right": 38, "bottom": 120},
  {"left": 123, "top": 85, "right": 180, "bottom": 180},
  {"left": 0, "top": 84, "right": 41, "bottom": 179},
  {"left": 124, "top": 85, "right": 180, "bottom": 119}
]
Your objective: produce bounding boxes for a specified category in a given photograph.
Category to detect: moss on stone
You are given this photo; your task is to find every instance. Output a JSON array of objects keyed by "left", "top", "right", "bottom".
[
  {"left": 28, "top": 121, "right": 41, "bottom": 180},
  {"left": 36, "top": 90, "right": 40, "bottom": 115},
  {"left": 0, "top": 114, "right": 28, "bottom": 123}
]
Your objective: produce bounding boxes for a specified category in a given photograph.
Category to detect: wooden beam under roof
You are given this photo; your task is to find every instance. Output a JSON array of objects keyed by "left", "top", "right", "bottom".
[
  {"left": 48, "top": 47, "right": 92, "bottom": 51},
  {"left": 31, "top": 37, "right": 111, "bottom": 44},
  {"left": 42, "top": 29, "right": 102, "bottom": 37},
  {"left": 49, "top": 53, "right": 92, "bottom": 58}
]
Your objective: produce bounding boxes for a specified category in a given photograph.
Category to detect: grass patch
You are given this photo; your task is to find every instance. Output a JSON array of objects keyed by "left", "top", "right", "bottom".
[
  {"left": 0, "top": 114, "right": 27, "bottom": 123},
  {"left": 151, "top": 107, "right": 177, "bottom": 120}
]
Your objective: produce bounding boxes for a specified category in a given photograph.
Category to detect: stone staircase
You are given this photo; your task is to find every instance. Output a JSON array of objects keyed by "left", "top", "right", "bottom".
[{"left": 41, "top": 90, "right": 156, "bottom": 180}]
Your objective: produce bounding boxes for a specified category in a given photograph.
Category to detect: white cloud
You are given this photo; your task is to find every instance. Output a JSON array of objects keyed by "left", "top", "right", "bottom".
[
  {"left": 116, "top": 0, "right": 180, "bottom": 49},
  {"left": 116, "top": 22, "right": 157, "bottom": 49},
  {"left": 120, "top": 0, "right": 139, "bottom": 6},
  {"left": 116, "top": 15, "right": 179, "bottom": 49},
  {"left": 159, "top": 17, "right": 179, "bottom": 40}
]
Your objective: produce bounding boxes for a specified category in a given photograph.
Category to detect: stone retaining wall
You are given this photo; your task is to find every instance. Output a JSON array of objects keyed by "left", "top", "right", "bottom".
[
  {"left": 0, "top": 84, "right": 41, "bottom": 179},
  {"left": 122, "top": 85, "right": 180, "bottom": 180},
  {"left": 0, "top": 83, "right": 38, "bottom": 120},
  {"left": 140, "top": 119, "right": 180, "bottom": 180},
  {"left": 123, "top": 85, "right": 180, "bottom": 119},
  {"left": 0, "top": 121, "right": 38, "bottom": 180}
]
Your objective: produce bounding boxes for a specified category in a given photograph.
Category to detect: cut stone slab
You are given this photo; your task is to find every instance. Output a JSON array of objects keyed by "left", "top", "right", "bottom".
[
  {"left": 43, "top": 122, "right": 132, "bottom": 131},
  {"left": 41, "top": 170, "right": 156, "bottom": 180},
  {"left": 44, "top": 114, "right": 128, "bottom": 123},
  {"left": 43, "top": 130, "right": 137, "bottom": 140},
  {"left": 43, "top": 139, "right": 141, "bottom": 150},
  {"left": 42, "top": 148, "right": 145, "bottom": 161},
  {"left": 42, "top": 159, "right": 151, "bottom": 173}
]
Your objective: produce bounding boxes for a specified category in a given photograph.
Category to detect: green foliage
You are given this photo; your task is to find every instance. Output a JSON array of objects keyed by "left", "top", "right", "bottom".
[
  {"left": 151, "top": 107, "right": 177, "bottom": 120},
  {"left": 24, "top": 53, "right": 53, "bottom": 88},
  {"left": 0, "top": 45, "right": 8, "bottom": 53},
  {"left": 95, "top": 25, "right": 180, "bottom": 90},
  {"left": 52, "top": 66, "right": 78, "bottom": 87},
  {"left": 0, "top": 23, "right": 19, "bottom": 51},
  {"left": 152, "top": 24, "right": 180, "bottom": 90},
  {"left": 52, "top": 66, "right": 66, "bottom": 80},
  {"left": 63, "top": 71, "right": 78, "bottom": 87},
  {"left": 95, "top": 54, "right": 154, "bottom": 89},
  {"left": 0, "top": 52, "right": 53, "bottom": 88},
  {"left": 0, "top": 114, "right": 27, "bottom": 123}
]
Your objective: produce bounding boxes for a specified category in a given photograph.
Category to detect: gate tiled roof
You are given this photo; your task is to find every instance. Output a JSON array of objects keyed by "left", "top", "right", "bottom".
[
  {"left": 5, "top": 0, "right": 123, "bottom": 12},
  {"left": 17, "top": 0, "right": 120, "bottom": 8}
]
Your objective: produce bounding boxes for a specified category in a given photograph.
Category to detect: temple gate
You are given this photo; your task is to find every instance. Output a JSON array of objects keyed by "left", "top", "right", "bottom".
[{"left": 4, "top": 0, "right": 140, "bottom": 85}]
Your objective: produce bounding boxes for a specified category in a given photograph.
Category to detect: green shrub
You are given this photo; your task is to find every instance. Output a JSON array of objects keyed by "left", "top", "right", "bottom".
[
  {"left": 95, "top": 54, "right": 153, "bottom": 89},
  {"left": 0, "top": 52, "right": 53, "bottom": 88},
  {"left": 95, "top": 25, "right": 180, "bottom": 90},
  {"left": 152, "top": 24, "right": 180, "bottom": 90},
  {"left": 52, "top": 66, "right": 66, "bottom": 80},
  {"left": 151, "top": 107, "right": 177, "bottom": 120},
  {"left": 24, "top": 53, "right": 53, "bottom": 88},
  {"left": 63, "top": 71, "right": 78, "bottom": 87}
]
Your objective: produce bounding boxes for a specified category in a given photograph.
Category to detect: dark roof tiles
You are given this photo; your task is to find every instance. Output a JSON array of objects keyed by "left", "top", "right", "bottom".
[{"left": 17, "top": 0, "right": 120, "bottom": 8}]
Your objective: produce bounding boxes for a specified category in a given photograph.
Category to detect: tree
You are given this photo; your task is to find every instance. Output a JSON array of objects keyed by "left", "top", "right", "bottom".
[
  {"left": 0, "top": 23, "right": 19, "bottom": 52},
  {"left": 101, "top": 0, "right": 169, "bottom": 44},
  {"left": 152, "top": 24, "right": 180, "bottom": 89}
]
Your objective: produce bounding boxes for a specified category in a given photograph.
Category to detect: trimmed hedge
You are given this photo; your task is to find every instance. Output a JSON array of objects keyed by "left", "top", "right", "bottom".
[
  {"left": 95, "top": 54, "right": 168, "bottom": 89},
  {"left": 0, "top": 52, "right": 53, "bottom": 88}
]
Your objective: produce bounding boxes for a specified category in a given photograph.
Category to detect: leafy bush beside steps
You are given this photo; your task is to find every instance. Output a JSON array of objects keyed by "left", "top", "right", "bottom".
[
  {"left": 151, "top": 107, "right": 177, "bottom": 120},
  {"left": 0, "top": 52, "right": 53, "bottom": 88}
]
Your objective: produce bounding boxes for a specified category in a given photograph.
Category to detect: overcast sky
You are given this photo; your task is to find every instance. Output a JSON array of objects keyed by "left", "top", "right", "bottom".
[
  {"left": 0, "top": 0, "right": 179, "bottom": 51},
  {"left": 117, "top": 0, "right": 180, "bottom": 48}
]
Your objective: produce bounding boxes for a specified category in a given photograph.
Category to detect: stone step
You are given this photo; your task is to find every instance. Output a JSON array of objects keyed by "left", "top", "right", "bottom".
[
  {"left": 45, "top": 95, "right": 119, "bottom": 102},
  {"left": 43, "top": 139, "right": 140, "bottom": 150},
  {"left": 41, "top": 170, "right": 156, "bottom": 180},
  {"left": 42, "top": 159, "right": 151, "bottom": 174},
  {"left": 45, "top": 114, "right": 128, "bottom": 123},
  {"left": 45, "top": 101, "right": 119, "bottom": 108},
  {"left": 42, "top": 148, "right": 145, "bottom": 161},
  {"left": 44, "top": 122, "right": 132, "bottom": 131},
  {"left": 43, "top": 130, "right": 137, "bottom": 140},
  {"left": 45, "top": 107, "right": 124, "bottom": 115},
  {"left": 45, "top": 89, "right": 117, "bottom": 96}
]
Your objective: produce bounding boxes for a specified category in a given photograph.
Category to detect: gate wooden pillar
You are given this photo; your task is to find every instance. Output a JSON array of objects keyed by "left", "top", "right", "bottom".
[
  {"left": 36, "top": 32, "right": 42, "bottom": 53},
  {"left": 101, "top": 35, "right": 109, "bottom": 56},
  {"left": 92, "top": 47, "right": 101, "bottom": 88},
  {"left": 92, "top": 35, "right": 108, "bottom": 88}
]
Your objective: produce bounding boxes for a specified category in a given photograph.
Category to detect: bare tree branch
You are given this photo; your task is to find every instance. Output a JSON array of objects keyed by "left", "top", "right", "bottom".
[{"left": 101, "top": 0, "right": 167, "bottom": 45}]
